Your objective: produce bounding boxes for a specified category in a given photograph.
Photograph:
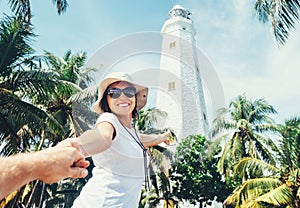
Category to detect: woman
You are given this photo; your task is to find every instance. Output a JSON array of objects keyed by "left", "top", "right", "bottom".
[{"left": 71, "top": 72, "right": 171, "bottom": 208}]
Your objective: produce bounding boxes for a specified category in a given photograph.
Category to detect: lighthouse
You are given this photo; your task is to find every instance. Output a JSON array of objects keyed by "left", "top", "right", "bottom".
[{"left": 155, "top": 5, "right": 208, "bottom": 139}]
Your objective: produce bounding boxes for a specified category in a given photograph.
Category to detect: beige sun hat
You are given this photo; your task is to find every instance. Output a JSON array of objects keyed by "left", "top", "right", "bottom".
[{"left": 93, "top": 72, "right": 148, "bottom": 114}]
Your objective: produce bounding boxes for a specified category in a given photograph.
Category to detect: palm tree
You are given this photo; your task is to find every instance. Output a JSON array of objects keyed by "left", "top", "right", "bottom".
[
  {"left": 0, "top": 15, "right": 76, "bottom": 208},
  {"left": 135, "top": 107, "right": 167, "bottom": 134},
  {"left": 134, "top": 108, "right": 178, "bottom": 207},
  {"left": 147, "top": 146, "right": 178, "bottom": 208},
  {"left": 210, "top": 95, "right": 279, "bottom": 180},
  {"left": 0, "top": 15, "right": 64, "bottom": 156},
  {"left": 19, "top": 50, "right": 98, "bottom": 208},
  {"left": 224, "top": 116, "right": 300, "bottom": 207},
  {"left": 42, "top": 50, "right": 97, "bottom": 140},
  {"left": 6, "top": 0, "right": 68, "bottom": 25},
  {"left": 254, "top": 0, "right": 300, "bottom": 45},
  {"left": 0, "top": 15, "right": 97, "bottom": 206}
]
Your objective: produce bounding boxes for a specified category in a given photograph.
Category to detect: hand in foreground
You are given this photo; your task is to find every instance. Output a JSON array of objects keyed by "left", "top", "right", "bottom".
[
  {"left": 0, "top": 140, "right": 90, "bottom": 200},
  {"left": 36, "top": 140, "right": 90, "bottom": 184}
]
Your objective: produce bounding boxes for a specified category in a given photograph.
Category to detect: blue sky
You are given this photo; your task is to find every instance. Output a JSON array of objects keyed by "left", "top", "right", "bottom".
[{"left": 1, "top": 0, "right": 299, "bottom": 124}]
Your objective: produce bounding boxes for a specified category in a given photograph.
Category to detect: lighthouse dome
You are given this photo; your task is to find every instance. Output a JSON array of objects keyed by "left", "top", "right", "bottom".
[{"left": 168, "top": 5, "right": 191, "bottom": 20}]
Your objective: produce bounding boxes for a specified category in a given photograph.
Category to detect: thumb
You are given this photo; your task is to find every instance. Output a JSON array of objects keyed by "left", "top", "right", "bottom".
[{"left": 70, "top": 167, "right": 88, "bottom": 178}]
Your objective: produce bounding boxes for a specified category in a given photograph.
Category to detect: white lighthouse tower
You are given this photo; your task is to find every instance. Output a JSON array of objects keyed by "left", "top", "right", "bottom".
[{"left": 155, "top": 5, "right": 208, "bottom": 139}]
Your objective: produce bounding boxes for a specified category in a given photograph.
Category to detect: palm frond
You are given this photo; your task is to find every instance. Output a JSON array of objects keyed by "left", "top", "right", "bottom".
[
  {"left": 70, "top": 85, "right": 97, "bottom": 105},
  {"left": 52, "top": 0, "right": 69, "bottom": 15},
  {"left": 244, "top": 184, "right": 293, "bottom": 207},
  {"left": 254, "top": 123, "right": 279, "bottom": 133},
  {"left": 254, "top": 0, "right": 300, "bottom": 45},
  {"left": 234, "top": 157, "right": 280, "bottom": 178},
  {"left": 231, "top": 131, "right": 245, "bottom": 162},
  {"left": 210, "top": 117, "right": 236, "bottom": 137},
  {"left": 217, "top": 136, "right": 232, "bottom": 175},
  {"left": 254, "top": 0, "right": 270, "bottom": 23},
  {"left": 249, "top": 97, "right": 277, "bottom": 124},
  {"left": 7, "top": 0, "right": 31, "bottom": 23},
  {"left": 9, "top": 69, "right": 58, "bottom": 101},
  {"left": 0, "top": 90, "right": 65, "bottom": 155},
  {"left": 224, "top": 178, "right": 283, "bottom": 206},
  {"left": 251, "top": 134, "right": 277, "bottom": 165},
  {"left": 0, "top": 15, "right": 35, "bottom": 77}
]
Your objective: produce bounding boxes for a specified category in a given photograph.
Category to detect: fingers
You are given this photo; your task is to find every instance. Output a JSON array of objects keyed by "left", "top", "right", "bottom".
[
  {"left": 73, "top": 158, "right": 90, "bottom": 168},
  {"left": 70, "top": 167, "right": 89, "bottom": 178},
  {"left": 164, "top": 138, "right": 171, "bottom": 145}
]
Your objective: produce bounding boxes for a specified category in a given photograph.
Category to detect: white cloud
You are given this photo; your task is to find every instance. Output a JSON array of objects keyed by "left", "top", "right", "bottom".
[{"left": 185, "top": 0, "right": 299, "bottom": 123}]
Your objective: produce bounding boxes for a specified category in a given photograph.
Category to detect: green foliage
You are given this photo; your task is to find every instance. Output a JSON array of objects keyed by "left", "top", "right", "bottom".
[
  {"left": 0, "top": 14, "right": 97, "bottom": 207},
  {"left": 39, "top": 50, "right": 98, "bottom": 139},
  {"left": 277, "top": 116, "right": 300, "bottom": 172},
  {"left": 0, "top": 15, "right": 65, "bottom": 155},
  {"left": 7, "top": 0, "right": 69, "bottom": 24},
  {"left": 225, "top": 116, "right": 300, "bottom": 207},
  {"left": 210, "top": 95, "right": 279, "bottom": 180},
  {"left": 254, "top": 0, "right": 300, "bottom": 45},
  {"left": 224, "top": 178, "right": 293, "bottom": 207},
  {"left": 135, "top": 107, "right": 167, "bottom": 133},
  {"left": 171, "top": 135, "right": 232, "bottom": 206}
]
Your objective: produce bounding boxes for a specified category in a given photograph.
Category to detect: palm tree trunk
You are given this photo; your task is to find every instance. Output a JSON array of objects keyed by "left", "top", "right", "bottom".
[
  {"left": 11, "top": 186, "right": 25, "bottom": 208},
  {"left": 38, "top": 182, "right": 45, "bottom": 207},
  {"left": 25, "top": 180, "right": 40, "bottom": 208},
  {"left": 25, "top": 134, "right": 46, "bottom": 208}
]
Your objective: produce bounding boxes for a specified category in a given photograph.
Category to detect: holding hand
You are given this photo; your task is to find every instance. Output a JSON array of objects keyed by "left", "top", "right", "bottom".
[
  {"left": 163, "top": 129, "right": 177, "bottom": 145},
  {"left": 36, "top": 142, "right": 90, "bottom": 183},
  {"left": 0, "top": 139, "right": 90, "bottom": 200}
]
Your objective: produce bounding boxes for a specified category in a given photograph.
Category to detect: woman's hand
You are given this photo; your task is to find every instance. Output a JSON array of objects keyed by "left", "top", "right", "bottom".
[{"left": 163, "top": 130, "right": 176, "bottom": 145}]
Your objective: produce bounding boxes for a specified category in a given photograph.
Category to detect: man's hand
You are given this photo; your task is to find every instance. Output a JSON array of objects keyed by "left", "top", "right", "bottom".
[{"left": 36, "top": 140, "right": 90, "bottom": 183}]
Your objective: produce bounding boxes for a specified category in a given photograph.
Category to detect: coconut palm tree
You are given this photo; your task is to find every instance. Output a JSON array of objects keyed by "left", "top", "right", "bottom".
[
  {"left": 254, "top": 0, "right": 300, "bottom": 45},
  {"left": 224, "top": 116, "right": 300, "bottom": 207},
  {"left": 0, "top": 15, "right": 64, "bottom": 156},
  {"left": 0, "top": 15, "right": 97, "bottom": 206},
  {"left": 16, "top": 50, "right": 98, "bottom": 208},
  {"left": 41, "top": 50, "right": 97, "bottom": 140},
  {"left": 210, "top": 95, "right": 279, "bottom": 180},
  {"left": 0, "top": 15, "right": 78, "bottom": 208},
  {"left": 6, "top": 0, "right": 68, "bottom": 25},
  {"left": 134, "top": 108, "right": 179, "bottom": 207},
  {"left": 135, "top": 107, "right": 167, "bottom": 133}
]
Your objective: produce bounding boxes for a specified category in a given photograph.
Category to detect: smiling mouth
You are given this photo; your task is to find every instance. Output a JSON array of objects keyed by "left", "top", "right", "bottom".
[{"left": 118, "top": 103, "right": 130, "bottom": 107}]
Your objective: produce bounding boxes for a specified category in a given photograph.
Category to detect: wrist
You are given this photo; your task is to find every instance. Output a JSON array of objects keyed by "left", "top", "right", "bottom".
[{"left": 25, "top": 152, "right": 43, "bottom": 181}]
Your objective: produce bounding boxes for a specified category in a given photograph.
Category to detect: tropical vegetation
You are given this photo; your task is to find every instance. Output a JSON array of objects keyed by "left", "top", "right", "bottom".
[
  {"left": 224, "top": 117, "right": 300, "bottom": 207},
  {"left": 0, "top": 14, "right": 97, "bottom": 207},
  {"left": 254, "top": 0, "right": 300, "bottom": 45},
  {"left": 210, "top": 95, "right": 279, "bottom": 182},
  {"left": 1, "top": 1, "right": 300, "bottom": 207},
  {"left": 171, "top": 135, "right": 231, "bottom": 208}
]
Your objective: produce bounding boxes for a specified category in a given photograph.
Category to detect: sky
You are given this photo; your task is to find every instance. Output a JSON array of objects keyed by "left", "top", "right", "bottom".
[{"left": 1, "top": 0, "right": 299, "bottom": 125}]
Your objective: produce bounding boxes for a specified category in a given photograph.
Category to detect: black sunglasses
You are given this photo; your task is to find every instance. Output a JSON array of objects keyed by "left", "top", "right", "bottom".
[{"left": 107, "top": 87, "right": 136, "bottom": 99}]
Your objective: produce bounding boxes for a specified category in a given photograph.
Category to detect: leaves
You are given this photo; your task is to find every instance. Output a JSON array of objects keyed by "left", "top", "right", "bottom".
[
  {"left": 210, "top": 95, "right": 278, "bottom": 178},
  {"left": 0, "top": 15, "right": 35, "bottom": 77},
  {"left": 234, "top": 157, "right": 280, "bottom": 178},
  {"left": 172, "top": 135, "right": 231, "bottom": 206},
  {"left": 7, "top": 0, "right": 69, "bottom": 24},
  {"left": 225, "top": 116, "right": 300, "bottom": 207},
  {"left": 227, "top": 177, "right": 280, "bottom": 205},
  {"left": 254, "top": 0, "right": 300, "bottom": 45}
]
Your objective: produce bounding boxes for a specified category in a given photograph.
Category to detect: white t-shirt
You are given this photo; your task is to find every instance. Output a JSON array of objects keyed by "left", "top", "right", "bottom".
[{"left": 72, "top": 113, "right": 146, "bottom": 208}]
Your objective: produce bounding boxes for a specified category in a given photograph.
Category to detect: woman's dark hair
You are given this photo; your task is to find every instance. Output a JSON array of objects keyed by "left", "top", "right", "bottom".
[{"left": 99, "top": 82, "right": 138, "bottom": 118}]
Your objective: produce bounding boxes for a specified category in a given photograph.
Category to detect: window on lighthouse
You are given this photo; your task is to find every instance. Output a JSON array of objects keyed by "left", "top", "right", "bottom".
[
  {"left": 168, "top": 81, "right": 175, "bottom": 91},
  {"left": 169, "top": 41, "right": 176, "bottom": 48}
]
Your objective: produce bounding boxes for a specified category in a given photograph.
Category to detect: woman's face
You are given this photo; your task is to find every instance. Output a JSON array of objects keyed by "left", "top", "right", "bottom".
[{"left": 107, "top": 81, "right": 136, "bottom": 117}]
